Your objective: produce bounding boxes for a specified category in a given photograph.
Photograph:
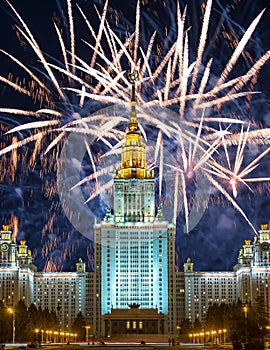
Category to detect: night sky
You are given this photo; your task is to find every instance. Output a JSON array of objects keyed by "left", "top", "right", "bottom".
[{"left": 0, "top": 0, "right": 270, "bottom": 273}]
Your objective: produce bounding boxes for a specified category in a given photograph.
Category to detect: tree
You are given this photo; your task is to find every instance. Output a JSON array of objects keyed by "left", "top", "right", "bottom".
[
  {"left": 243, "top": 297, "right": 267, "bottom": 350},
  {"left": 193, "top": 318, "right": 202, "bottom": 332},
  {"left": 205, "top": 302, "right": 232, "bottom": 331},
  {"left": 0, "top": 301, "right": 10, "bottom": 343},
  {"left": 14, "top": 300, "right": 29, "bottom": 341},
  {"left": 180, "top": 318, "right": 193, "bottom": 342},
  {"left": 205, "top": 300, "right": 267, "bottom": 350},
  {"left": 71, "top": 312, "right": 86, "bottom": 341},
  {"left": 229, "top": 301, "right": 246, "bottom": 350}
]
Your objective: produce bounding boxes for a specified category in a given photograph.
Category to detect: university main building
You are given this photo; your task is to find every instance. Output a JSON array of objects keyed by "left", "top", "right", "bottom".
[{"left": 1, "top": 81, "right": 270, "bottom": 337}]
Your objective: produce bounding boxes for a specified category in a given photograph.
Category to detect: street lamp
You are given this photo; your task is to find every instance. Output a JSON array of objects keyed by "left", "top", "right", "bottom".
[
  {"left": 85, "top": 326, "right": 91, "bottom": 343},
  {"left": 176, "top": 325, "right": 181, "bottom": 340},
  {"left": 35, "top": 329, "right": 39, "bottom": 343},
  {"left": 223, "top": 329, "right": 227, "bottom": 344},
  {"left": 243, "top": 305, "right": 248, "bottom": 346},
  {"left": 243, "top": 306, "right": 248, "bottom": 318},
  {"left": 189, "top": 333, "right": 192, "bottom": 343},
  {"left": 7, "top": 308, "right": 15, "bottom": 343}
]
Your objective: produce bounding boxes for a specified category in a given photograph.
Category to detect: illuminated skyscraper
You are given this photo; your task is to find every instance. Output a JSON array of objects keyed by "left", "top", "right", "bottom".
[{"left": 93, "top": 75, "right": 176, "bottom": 336}]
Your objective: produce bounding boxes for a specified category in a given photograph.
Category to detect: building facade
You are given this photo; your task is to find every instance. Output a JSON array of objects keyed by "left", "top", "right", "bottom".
[
  {"left": 93, "top": 79, "right": 176, "bottom": 336},
  {"left": 1, "top": 82, "right": 270, "bottom": 336},
  {"left": 1, "top": 220, "right": 270, "bottom": 335},
  {"left": 0, "top": 226, "right": 36, "bottom": 308}
]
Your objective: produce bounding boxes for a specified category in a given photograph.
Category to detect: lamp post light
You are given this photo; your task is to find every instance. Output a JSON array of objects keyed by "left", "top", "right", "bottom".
[
  {"left": 223, "top": 329, "right": 227, "bottom": 344},
  {"left": 211, "top": 330, "right": 216, "bottom": 344},
  {"left": 200, "top": 332, "right": 204, "bottom": 344},
  {"left": 243, "top": 305, "right": 248, "bottom": 346},
  {"left": 205, "top": 331, "right": 210, "bottom": 343},
  {"left": 66, "top": 332, "right": 70, "bottom": 343},
  {"left": 176, "top": 325, "right": 181, "bottom": 340},
  {"left": 243, "top": 306, "right": 248, "bottom": 319},
  {"left": 60, "top": 332, "right": 65, "bottom": 343},
  {"left": 46, "top": 330, "right": 52, "bottom": 343},
  {"left": 218, "top": 330, "right": 222, "bottom": 345},
  {"left": 85, "top": 326, "right": 91, "bottom": 343},
  {"left": 35, "top": 329, "right": 39, "bottom": 343},
  {"left": 7, "top": 308, "right": 15, "bottom": 343},
  {"left": 189, "top": 334, "right": 192, "bottom": 343},
  {"left": 53, "top": 331, "right": 58, "bottom": 343}
]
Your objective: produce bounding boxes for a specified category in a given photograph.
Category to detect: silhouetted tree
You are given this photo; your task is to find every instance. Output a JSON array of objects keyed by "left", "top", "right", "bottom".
[
  {"left": 232, "top": 300, "right": 267, "bottom": 349},
  {"left": 229, "top": 301, "right": 246, "bottom": 350},
  {"left": 71, "top": 312, "right": 86, "bottom": 341},
  {"left": 15, "top": 300, "right": 29, "bottom": 341},
  {"left": 193, "top": 318, "right": 201, "bottom": 332},
  {"left": 180, "top": 318, "right": 193, "bottom": 342},
  {"left": 204, "top": 300, "right": 267, "bottom": 350},
  {"left": 0, "top": 301, "right": 60, "bottom": 342},
  {"left": 205, "top": 302, "right": 232, "bottom": 331},
  {"left": 0, "top": 301, "right": 10, "bottom": 342}
]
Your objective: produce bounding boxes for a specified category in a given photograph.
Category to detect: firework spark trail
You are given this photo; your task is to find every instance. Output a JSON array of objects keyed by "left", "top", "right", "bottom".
[
  {"left": 159, "top": 135, "right": 163, "bottom": 198},
  {"left": 138, "top": 31, "right": 156, "bottom": 82},
  {"left": 204, "top": 170, "right": 261, "bottom": 236},
  {"left": 67, "top": 0, "right": 75, "bottom": 75},
  {"left": 10, "top": 136, "right": 17, "bottom": 182},
  {"left": 53, "top": 22, "right": 71, "bottom": 84},
  {"left": 193, "top": 58, "right": 212, "bottom": 109},
  {"left": 218, "top": 128, "right": 270, "bottom": 146},
  {"left": 229, "top": 50, "right": 270, "bottom": 95},
  {"left": 0, "top": 76, "right": 32, "bottom": 97},
  {"left": 173, "top": 171, "right": 179, "bottom": 225},
  {"left": 133, "top": 0, "right": 140, "bottom": 65},
  {"left": 0, "top": 49, "right": 49, "bottom": 92},
  {"left": 217, "top": 9, "right": 265, "bottom": 86},
  {"left": 190, "top": 0, "right": 212, "bottom": 94},
  {"left": 0, "top": 109, "right": 45, "bottom": 117},
  {"left": 204, "top": 126, "right": 270, "bottom": 198},
  {"left": 0, "top": 0, "right": 270, "bottom": 246},
  {"left": 5, "top": 120, "right": 60, "bottom": 135},
  {"left": 180, "top": 171, "right": 189, "bottom": 233},
  {"left": 91, "top": 0, "right": 108, "bottom": 68},
  {"left": 85, "top": 179, "right": 114, "bottom": 204},
  {"left": 179, "top": 33, "right": 189, "bottom": 117},
  {"left": 5, "top": 1, "right": 66, "bottom": 101},
  {"left": 171, "top": 3, "right": 185, "bottom": 81},
  {"left": 0, "top": 132, "right": 45, "bottom": 156}
]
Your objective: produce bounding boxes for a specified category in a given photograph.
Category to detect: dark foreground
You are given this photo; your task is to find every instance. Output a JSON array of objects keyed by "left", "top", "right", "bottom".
[{"left": 1, "top": 343, "right": 233, "bottom": 350}]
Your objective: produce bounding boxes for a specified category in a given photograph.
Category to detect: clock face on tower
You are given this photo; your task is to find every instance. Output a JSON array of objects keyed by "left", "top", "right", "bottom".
[
  {"left": 128, "top": 178, "right": 138, "bottom": 191},
  {"left": 129, "top": 178, "right": 138, "bottom": 186},
  {"left": 260, "top": 242, "right": 270, "bottom": 252},
  {"left": 0, "top": 242, "right": 9, "bottom": 252}
]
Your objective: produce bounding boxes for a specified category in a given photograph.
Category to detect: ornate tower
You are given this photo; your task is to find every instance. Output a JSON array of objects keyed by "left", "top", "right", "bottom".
[
  {"left": 0, "top": 225, "right": 17, "bottom": 268},
  {"left": 94, "top": 74, "right": 175, "bottom": 337},
  {"left": 113, "top": 76, "right": 154, "bottom": 223}
]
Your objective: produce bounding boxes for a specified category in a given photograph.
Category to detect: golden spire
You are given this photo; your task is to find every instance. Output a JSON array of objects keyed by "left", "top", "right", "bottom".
[
  {"left": 128, "top": 71, "right": 139, "bottom": 132},
  {"left": 114, "top": 71, "right": 154, "bottom": 180}
]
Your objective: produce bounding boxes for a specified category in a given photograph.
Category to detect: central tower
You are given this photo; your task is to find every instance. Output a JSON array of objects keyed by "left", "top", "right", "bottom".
[
  {"left": 94, "top": 74, "right": 176, "bottom": 337},
  {"left": 114, "top": 74, "right": 155, "bottom": 224}
]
